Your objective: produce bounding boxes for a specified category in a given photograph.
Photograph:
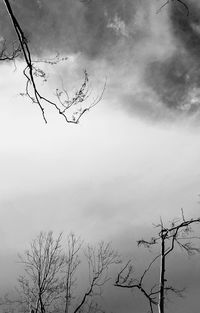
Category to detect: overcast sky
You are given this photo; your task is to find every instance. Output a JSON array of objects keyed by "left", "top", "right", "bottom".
[{"left": 0, "top": 0, "right": 200, "bottom": 312}]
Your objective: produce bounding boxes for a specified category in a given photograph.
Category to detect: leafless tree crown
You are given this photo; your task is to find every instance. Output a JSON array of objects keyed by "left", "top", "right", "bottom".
[{"left": 115, "top": 211, "right": 200, "bottom": 313}]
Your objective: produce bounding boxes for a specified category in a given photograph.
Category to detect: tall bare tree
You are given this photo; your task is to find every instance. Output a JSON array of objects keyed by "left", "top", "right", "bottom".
[
  {"left": 18, "top": 231, "right": 64, "bottom": 313},
  {"left": 115, "top": 211, "right": 200, "bottom": 313},
  {"left": 62, "top": 233, "right": 83, "bottom": 313}
]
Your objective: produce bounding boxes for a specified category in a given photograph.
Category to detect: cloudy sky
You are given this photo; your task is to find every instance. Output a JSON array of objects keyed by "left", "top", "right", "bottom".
[{"left": 0, "top": 0, "right": 200, "bottom": 312}]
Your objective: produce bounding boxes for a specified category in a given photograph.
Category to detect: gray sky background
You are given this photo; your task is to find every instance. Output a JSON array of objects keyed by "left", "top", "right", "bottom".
[{"left": 0, "top": 0, "right": 200, "bottom": 312}]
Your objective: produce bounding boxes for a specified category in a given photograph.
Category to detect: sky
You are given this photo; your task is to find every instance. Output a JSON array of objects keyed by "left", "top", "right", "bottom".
[{"left": 0, "top": 0, "right": 200, "bottom": 312}]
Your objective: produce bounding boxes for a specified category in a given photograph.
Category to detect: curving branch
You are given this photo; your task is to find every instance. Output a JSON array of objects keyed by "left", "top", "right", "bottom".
[
  {"left": 74, "top": 242, "right": 120, "bottom": 313},
  {"left": 157, "top": 0, "right": 189, "bottom": 16},
  {"left": 3, "top": 0, "right": 105, "bottom": 123},
  {"left": 115, "top": 259, "right": 159, "bottom": 313}
]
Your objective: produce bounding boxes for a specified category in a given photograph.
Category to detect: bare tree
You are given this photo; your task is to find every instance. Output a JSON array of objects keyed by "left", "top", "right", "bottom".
[
  {"left": 115, "top": 211, "right": 200, "bottom": 313},
  {"left": 2, "top": 0, "right": 105, "bottom": 123},
  {"left": 12, "top": 233, "right": 119, "bottom": 313},
  {"left": 72, "top": 241, "right": 120, "bottom": 313},
  {"left": 17, "top": 231, "right": 64, "bottom": 313},
  {"left": 62, "top": 233, "right": 83, "bottom": 313},
  {"left": 59, "top": 238, "right": 120, "bottom": 313}
]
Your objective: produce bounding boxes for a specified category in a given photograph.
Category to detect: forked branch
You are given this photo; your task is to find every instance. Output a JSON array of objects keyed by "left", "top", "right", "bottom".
[
  {"left": 115, "top": 211, "right": 200, "bottom": 313},
  {"left": 115, "top": 259, "right": 159, "bottom": 313},
  {"left": 3, "top": 0, "right": 105, "bottom": 123},
  {"left": 74, "top": 242, "right": 120, "bottom": 313}
]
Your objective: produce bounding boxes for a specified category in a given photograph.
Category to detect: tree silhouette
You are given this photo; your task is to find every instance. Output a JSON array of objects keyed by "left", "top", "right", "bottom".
[
  {"left": 115, "top": 211, "right": 200, "bottom": 313},
  {"left": 0, "top": 232, "right": 119, "bottom": 313},
  {"left": 18, "top": 231, "right": 64, "bottom": 313}
]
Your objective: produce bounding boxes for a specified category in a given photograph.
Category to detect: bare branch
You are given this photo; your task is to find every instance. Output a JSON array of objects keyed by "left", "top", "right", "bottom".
[
  {"left": 157, "top": 0, "right": 189, "bottom": 16},
  {"left": 3, "top": 0, "right": 104, "bottom": 123},
  {"left": 0, "top": 39, "right": 21, "bottom": 61},
  {"left": 137, "top": 237, "right": 157, "bottom": 248},
  {"left": 74, "top": 242, "right": 120, "bottom": 313},
  {"left": 115, "top": 259, "right": 159, "bottom": 313}
]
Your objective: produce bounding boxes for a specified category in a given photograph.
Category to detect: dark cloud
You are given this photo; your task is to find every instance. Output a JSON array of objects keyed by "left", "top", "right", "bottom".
[
  {"left": 145, "top": 53, "right": 200, "bottom": 114},
  {"left": 0, "top": 0, "right": 137, "bottom": 57},
  {"left": 170, "top": 0, "right": 200, "bottom": 60},
  {"left": 1, "top": 0, "right": 200, "bottom": 121},
  {"left": 0, "top": 0, "right": 88, "bottom": 55},
  {"left": 143, "top": 0, "right": 200, "bottom": 118}
]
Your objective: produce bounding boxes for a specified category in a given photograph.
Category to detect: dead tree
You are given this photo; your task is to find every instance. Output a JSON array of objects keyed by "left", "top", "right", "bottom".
[
  {"left": 18, "top": 231, "right": 64, "bottom": 313},
  {"left": 115, "top": 211, "right": 200, "bottom": 313},
  {"left": 2, "top": 0, "right": 105, "bottom": 123}
]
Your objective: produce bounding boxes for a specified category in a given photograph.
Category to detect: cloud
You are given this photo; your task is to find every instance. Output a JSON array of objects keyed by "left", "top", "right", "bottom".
[
  {"left": 0, "top": 0, "right": 136, "bottom": 57},
  {"left": 144, "top": 0, "right": 200, "bottom": 117},
  {"left": 114, "top": 0, "right": 200, "bottom": 121},
  {"left": 1, "top": 0, "right": 200, "bottom": 121},
  {"left": 0, "top": 0, "right": 87, "bottom": 55},
  {"left": 81, "top": 0, "right": 200, "bottom": 121}
]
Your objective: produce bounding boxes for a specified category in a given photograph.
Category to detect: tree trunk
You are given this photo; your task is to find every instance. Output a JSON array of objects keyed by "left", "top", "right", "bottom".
[
  {"left": 158, "top": 232, "right": 165, "bottom": 313},
  {"left": 64, "top": 288, "right": 69, "bottom": 313},
  {"left": 39, "top": 293, "right": 45, "bottom": 313}
]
